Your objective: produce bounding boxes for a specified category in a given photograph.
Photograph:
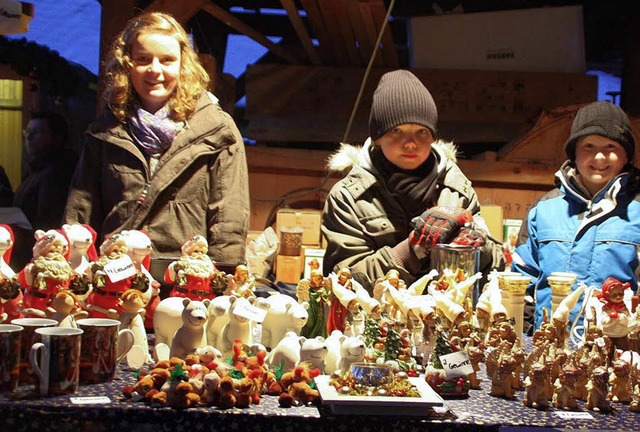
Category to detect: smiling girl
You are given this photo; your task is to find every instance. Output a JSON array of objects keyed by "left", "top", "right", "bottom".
[{"left": 64, "top": 12, "right": 249, "bottom": 265}]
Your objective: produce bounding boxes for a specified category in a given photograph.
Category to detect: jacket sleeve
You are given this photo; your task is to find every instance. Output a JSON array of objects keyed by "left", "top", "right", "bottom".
[
  {"left": 63, "top": 136, "right": 105, "bottom": 230},
  {"left": 206, "top": 116, "right": 249, "bottom": 265},
  {"left": 321, "top": 187, "right": 413, "bottom": 291}
]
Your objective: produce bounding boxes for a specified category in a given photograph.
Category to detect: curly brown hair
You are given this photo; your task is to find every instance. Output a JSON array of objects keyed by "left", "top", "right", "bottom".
[{"left": 102, "top": 11, "right": 210, "bottom": 123}]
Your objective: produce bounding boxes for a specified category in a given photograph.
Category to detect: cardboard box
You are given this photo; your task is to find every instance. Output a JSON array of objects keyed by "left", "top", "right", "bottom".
[
  {"left": 276, "top": 208, "right": 322, "bottom": 246},
  {"left": 409, "top": 5, "right": 585, "bottom": 73},
  {"left": 275, "top": 254, "right": 303, "bottom": 284},
  {"left": 503, "top": 218, "right": 523, "bottom": 254},
  {"left": 302, "top": 246, "right": 326, "bottom": 280},
  {"left": 481, "top": 205, "right": 504, "bottom": 242}
]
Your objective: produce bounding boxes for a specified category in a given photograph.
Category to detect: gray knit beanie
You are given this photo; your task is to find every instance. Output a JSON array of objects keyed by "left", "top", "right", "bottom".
[
  {"left": 565, "top": 101, "right": 635, "bottom": 161},
  {"left": 369, "top": 70, "right": 438, "bottom": 140}
]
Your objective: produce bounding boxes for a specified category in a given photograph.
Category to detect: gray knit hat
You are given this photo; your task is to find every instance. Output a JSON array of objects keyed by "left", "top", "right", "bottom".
[
  {"left": 369, "top": 70, "right": 438, "bottom": 140},
  {"left": 565, "top": 101, "right": 635, "bottom": 161}
]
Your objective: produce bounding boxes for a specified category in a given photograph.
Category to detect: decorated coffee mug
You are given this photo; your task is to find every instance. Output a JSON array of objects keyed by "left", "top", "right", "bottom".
[
  {"left": 11, "top": 318, "right": 58, "bottom": 384},
  {"left": 0, "top": 324, "right": 23, "bottom": 392},
  {"left": 76, "top": 318, "right": 134, "bottom": 384},
  {"left": 30, "top": 327, "right": 83, "bottom": 396}
]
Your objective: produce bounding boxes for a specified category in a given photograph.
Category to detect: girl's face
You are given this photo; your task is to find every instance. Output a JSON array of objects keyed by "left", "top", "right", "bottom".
[
  {"left": 375, "top": 124, "right": 434, "bottom": 170},
  {"left": 130, "top": 32, "right": 181, "bottom": 113},
  {"left": 575, "top": 134, "right": 628, "bottom": 195}
]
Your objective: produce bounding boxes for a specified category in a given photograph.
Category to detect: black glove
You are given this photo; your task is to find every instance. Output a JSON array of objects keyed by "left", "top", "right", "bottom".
[
  {"left": 409, "top": 206, "right": 474, "bottom": 256},
  {"left": 451, "top": 226, "right": 486, "bottom": 248}
]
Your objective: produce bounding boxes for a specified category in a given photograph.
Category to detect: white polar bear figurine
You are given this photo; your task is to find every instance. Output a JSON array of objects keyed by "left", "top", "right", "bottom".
[
  {"left": 323, "top": 330, "right": 366, "bottom": 375},
  {"left": 218, "top": 296, "right": 257, "bottom": 356},
  {"left": 265, "top": 331, "right": 305, "bottom": 372},
  {"left": 153, "top": 296, "right": 189, "bottom": 346},
  {"left": 255, "top": 293, "right": 309, "bottom": 349},
  {"left": 170, "top": 298, "right": 210, "bottom": 359},
  {"left": 300, "top": 336, "right": 328, "bottom": 373}
]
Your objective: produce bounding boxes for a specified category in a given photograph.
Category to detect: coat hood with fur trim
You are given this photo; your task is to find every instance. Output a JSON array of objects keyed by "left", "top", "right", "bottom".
[{"left": 326, "top": 138, "right": 459, "bottom": 174}]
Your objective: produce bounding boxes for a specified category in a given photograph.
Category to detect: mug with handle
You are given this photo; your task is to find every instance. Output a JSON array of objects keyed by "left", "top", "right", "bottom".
[{"left": 29, "top": 327, "right": 83, "bottom": 396}]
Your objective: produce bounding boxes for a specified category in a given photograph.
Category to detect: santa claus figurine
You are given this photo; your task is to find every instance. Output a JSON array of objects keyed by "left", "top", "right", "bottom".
[
  {"left": 85, "top": 234, "right": 147, "bottom": 318},
  {"left": 18, "top": 229, "right": 75, "bottom": 317},
  {"left": 164, "top": 235, "right": 220, "bottom": 301}
]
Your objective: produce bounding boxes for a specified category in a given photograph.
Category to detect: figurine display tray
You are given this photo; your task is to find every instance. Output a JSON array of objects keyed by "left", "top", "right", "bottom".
[{"left": 315, "top": 375, "right": 444, "bottom": 416}]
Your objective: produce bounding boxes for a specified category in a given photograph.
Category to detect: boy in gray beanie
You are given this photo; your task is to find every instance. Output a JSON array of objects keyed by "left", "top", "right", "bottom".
[
  {"left": 322, "top": 69, "right": 505, "bottom": 293},
  {"left": 513, "top": 100, "right": 640, "bottom": 335}
]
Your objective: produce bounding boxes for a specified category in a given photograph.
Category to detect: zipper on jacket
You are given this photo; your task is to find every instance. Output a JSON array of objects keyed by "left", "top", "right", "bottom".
[{"left": 137, "top": 182, "right": 150, "bottom": 206}]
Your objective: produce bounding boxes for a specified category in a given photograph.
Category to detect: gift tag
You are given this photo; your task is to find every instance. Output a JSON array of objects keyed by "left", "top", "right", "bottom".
[
  {"left": 103, "top": 256, "right": 136, "bottom": 282},
  {"left": 439, "top": 351, "right": 474, "bottom": 378},
  {"left": 70, "top": 396, "right": 111, "bottom": 405},
  {"left": 233, "top": 301, "right": 267, "bottom": 323}
]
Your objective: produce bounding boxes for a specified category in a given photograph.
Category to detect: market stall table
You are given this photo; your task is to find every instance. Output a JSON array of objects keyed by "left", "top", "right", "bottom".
[{"left": 0, "top": 358, "right": 638, "bottom": 432}]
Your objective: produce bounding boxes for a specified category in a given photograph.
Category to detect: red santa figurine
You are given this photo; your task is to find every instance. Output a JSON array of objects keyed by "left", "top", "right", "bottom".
[
  {"left": 165, "top": 235, "right": 219, "bottom": 301},
  {"left": 18, "top": 229, "right": 75, "bottom": 317}
]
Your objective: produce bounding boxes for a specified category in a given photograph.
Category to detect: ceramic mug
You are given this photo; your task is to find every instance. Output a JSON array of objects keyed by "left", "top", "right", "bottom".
[
  {"left": 29, "top": 327, "right": 83, "bottom": 396},
  {"left": 11, "top": 318, "right": 58, "bottom": 384},
  {"left": 76, "top": 318, "right": 134, "bottom": 384},
  {"left": 0, "top": 324, "right": 23, "bottom": 392}
]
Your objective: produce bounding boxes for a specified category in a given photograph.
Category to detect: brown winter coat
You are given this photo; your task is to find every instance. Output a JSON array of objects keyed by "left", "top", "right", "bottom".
[{"left": 64, "top": 93, "right": 249, "bottom": 263}]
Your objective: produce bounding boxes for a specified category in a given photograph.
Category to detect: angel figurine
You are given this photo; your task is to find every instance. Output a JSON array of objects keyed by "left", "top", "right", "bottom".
[
  {"left": 296, "top": 269, "right": 330, "bottom": 338},
  {"left": 326, "top": 268, "right": 360, "bottom": 334},
  {"left": 225, "top": 264, "right": 255, "bottom": 298}
]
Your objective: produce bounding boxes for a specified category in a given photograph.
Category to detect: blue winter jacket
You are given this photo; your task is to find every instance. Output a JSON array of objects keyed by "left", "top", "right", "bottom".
[{"left": 513, "top": 161, "right": 640, "bottom": 330}]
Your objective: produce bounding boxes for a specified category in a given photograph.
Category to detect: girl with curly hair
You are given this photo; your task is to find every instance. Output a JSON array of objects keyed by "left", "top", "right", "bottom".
[{"left": 64, "top": 11, "right": 249, "bottom": 268}]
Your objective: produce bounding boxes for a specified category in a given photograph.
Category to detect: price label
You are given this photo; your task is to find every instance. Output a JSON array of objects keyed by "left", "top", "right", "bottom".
[
  {"left": 103, "top": 256, "right": 136, "bottom": 282},
  {"left": 70, "top": 396, "right": 111, "bottom": 405},
  {"left": 439, "top": 351, "right": 474, "bottom": 378},
  {"left": 555, "top": 411, "right": 593, "bottom": 420},
  {"left": 233, "top": 301, "right": 267, "bottom": 323}
]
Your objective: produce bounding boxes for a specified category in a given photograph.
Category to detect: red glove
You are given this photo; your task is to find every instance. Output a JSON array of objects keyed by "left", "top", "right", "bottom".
[
  {"left": 410, "top": 207, "right": 474, "bottom": 252},
  {"left": 451, "top": 227, "right": 486, "bottom": 248}
]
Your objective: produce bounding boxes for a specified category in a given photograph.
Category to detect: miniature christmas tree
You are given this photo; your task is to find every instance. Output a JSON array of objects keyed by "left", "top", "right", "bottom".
[
  {"left": 384, "top": 328, "right": 402, "bottom": 361},
  {"left": 363, "top": 318, "right": 382, "bottom": 348},
  {"left": 431, "top": 327, "right": 450, "bottom": 369}
]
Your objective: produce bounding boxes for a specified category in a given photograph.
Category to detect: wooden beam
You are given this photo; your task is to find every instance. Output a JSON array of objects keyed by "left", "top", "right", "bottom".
[
  {"left": 358, "top": 1, "right": 384, "bottom": 67},
  {"left": 201, "top": 2, "right": 302, "bottom": 64},
  {"left": 369, "top": 0, "right": 399, "bottom": 68},
  {"left": 245, "top": 145, "right": 556, "bottom": 188},
  {"left": 300, "top": 0, "right": 335, "bottom": 64},
  {"left": 144, "top": 0, "right": 207, "bottom": 23},
  {"left": 331, "top": 0, "right": 362, "bottom": 66},
  {"left": 280, "top": 0, "right": 322, "bottom": 65},
  {"left": 245, "top": 64, "right": 598, "bottom": 144},
  {"left": 318, "top": 0, "right": 352, "bottom": 66}
]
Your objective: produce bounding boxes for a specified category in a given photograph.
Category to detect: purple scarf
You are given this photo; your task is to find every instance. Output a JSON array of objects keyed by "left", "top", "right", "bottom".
[{"left": 129, "top": 105, "right": 184, "bottom": 155}]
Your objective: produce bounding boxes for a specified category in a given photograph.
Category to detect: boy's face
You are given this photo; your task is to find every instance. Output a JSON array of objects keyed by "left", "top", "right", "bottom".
[
  {"left": 376, "top": 124, "right": 434, "bottom": 170},
  {"left": 575, "top": 134, "right": 628, "bottom": 195}
]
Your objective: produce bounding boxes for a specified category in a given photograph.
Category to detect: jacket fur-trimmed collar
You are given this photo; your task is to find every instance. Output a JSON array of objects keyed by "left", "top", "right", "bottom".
[{"left": 326, "top": 138, "right": 459, "bottom": 174}]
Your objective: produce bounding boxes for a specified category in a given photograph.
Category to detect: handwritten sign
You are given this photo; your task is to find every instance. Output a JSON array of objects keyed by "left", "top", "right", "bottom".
[
  {"left": 232, "top": 301, "right": 268, "bottom": 323},
  {"left": 439, "top": 351, "right": 474, "bottom": 378},
  {"left": 103, "top": 256, "right": 136, "bottom": 282}
]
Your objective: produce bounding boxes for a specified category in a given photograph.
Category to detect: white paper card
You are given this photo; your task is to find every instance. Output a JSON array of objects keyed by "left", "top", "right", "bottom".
[
  {"left": 555, "top": 411, "right": 594, "bottom": 420},
  {"left": 439, "top": 351, "right": 474, "bottom": 378},
  {"left": 70, "top": 396, "right": 111, "bottom": 405},
  {"left": 103, "top": 256, "right": 136, "bottom": 282},
  {"left": 233, "top": 302, "right": 267, "bottom": 323}
]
